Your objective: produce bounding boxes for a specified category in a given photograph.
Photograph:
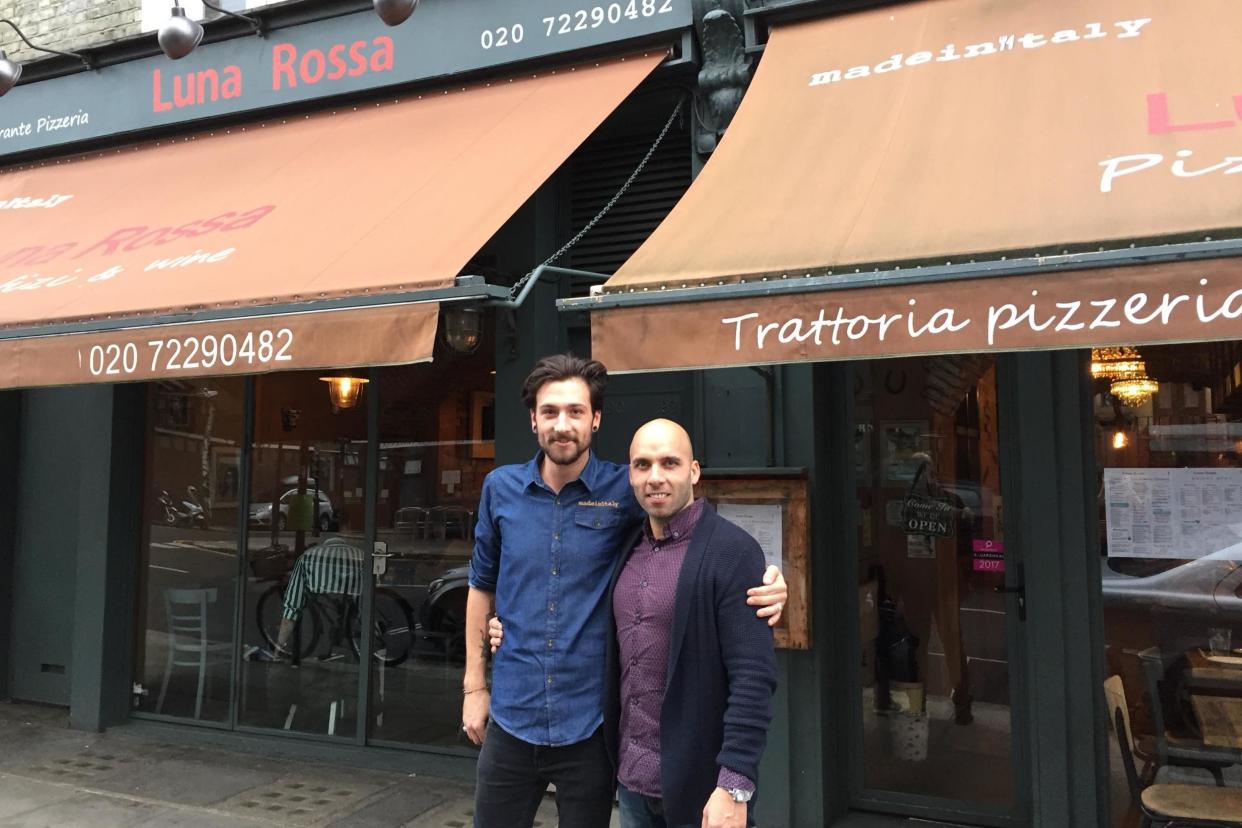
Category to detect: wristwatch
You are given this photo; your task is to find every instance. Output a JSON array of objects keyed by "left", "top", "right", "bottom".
[{"left": 724, "top": 787, "right": 753, "bottom": 803}]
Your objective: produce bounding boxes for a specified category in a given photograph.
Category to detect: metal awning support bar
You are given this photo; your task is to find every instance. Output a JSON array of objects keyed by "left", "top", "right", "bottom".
[
  {"left": 0, "top": 275, "right": 508, "bottom": 342},
  {"left": 557, "top": 238, "right": 1242, "bottom": 312},
  {"left": 488, "top": 265, "right": 610, "bottom": 309}
]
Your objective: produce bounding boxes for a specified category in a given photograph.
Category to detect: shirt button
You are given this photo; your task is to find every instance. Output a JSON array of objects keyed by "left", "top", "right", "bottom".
[
  {"left": 547, "top": 639, "right": 554, "bottom": 648},
  {"left": 554, "top": 532, "right": 560, "bottom": 540},
  {"left": 547, "top": 676, "right": 554, "bottom": 685},
  {"left": 549, "top": 602, "right": 557, "bottom": 612},
  {"left": 631, "top": 658, "right": 638, "bottom": 666},
  {"left": 551, "top": 568, "right": 558, "bottom": 576},
  {"left": 640, "top": 580, "right": 647, "bottom": 588}
]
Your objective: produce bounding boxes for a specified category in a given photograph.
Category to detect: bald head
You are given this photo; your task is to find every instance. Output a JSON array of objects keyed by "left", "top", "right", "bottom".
[{"left": 629, "top": 418, "right": 701, "bottom": 536}]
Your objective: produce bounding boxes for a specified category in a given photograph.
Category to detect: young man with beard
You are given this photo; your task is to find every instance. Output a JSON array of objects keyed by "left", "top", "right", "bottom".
[{"left": 463, "top": 354, "right": 786, "bottom": 828}]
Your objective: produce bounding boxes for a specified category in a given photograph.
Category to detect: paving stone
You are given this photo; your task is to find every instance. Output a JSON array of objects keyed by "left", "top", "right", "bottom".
[
  {"left": 214, "top": 777, "right": 382, "bottom": 826},
  {"left": 0, "top": 792, "right": 157, "bottom": 828},
  {"left": 87, "top": 757, "right": 281, "bottom": 807},
  {"left": 327, "top": 779, "right": 473, "bottom": 827},
  {"left": 0, "top": 775, "right": 78, "bottom": 819}
]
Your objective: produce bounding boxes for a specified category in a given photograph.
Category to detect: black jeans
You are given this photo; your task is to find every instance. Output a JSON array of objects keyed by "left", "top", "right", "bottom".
[{"left": 474, "top": 721, "right": 615, "bottom": 828}]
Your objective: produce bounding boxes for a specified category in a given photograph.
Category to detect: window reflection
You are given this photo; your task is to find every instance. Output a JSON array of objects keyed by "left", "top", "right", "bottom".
[
  {"left": 133, "top": 379, "right": 245, "bottom": 722},
  {"left": 369, "top": 353, "right": 495, "bottom": 748},
  {"left": 1098, "top": 343, "right": 1242, "bottom": 825},
  {"left": 238, "top": 371, "right": 369, "bottom": 737},
  {"left": 854, "top": 356, "right": 1015, "bottom": 808}
]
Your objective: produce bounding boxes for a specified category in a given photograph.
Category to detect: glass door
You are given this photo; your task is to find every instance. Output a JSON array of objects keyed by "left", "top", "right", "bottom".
[
  {"left": 366, "top": 351, "right": 496, "bottom": 749},
  {"left": 237, "top": 371, "right": 370, "bottom": 738},
  {"left": 851, "top": 355, "right": 1028, "bottom": 823}
]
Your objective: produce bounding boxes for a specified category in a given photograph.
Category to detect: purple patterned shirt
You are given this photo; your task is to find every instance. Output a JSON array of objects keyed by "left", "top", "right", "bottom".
[{"left": 614, "top": 497, "right": 754, "bottom": 799}]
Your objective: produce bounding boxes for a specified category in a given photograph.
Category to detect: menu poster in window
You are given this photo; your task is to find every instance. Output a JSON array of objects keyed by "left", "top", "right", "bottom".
[
  {"left": 1104, "top": 468, "right": 1242, "bottom": 559},
  {"left": 715, "top": 503, "right": 784, "bottom": 571}
]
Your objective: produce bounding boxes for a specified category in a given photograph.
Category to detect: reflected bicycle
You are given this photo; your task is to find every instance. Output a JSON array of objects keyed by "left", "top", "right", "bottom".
[{"left": 255, "top": 583, "right": 415, "bottom": 668}]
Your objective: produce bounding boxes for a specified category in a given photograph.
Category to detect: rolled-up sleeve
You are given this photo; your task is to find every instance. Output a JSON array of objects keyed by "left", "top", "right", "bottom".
[{"left": 469, "top": 474, "right": 499, "bottom": 592}]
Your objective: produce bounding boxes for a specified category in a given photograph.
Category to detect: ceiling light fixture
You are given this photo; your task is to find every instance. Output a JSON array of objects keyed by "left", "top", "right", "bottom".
[
  {"left": 1090, "top": 346, "right": 1145, "bottom": 381},
  {"left": 1110, "top": 375, "right": 1159, "bottom": 407},
  {"left": 442, "top": 305, "right": 483, "bottom": 355},
  {"left": 158, "top": 0, "right": 265, "bottom": 61},
  {"left": 320, "top": 375, "right": 369, "bottom": 410},
  {"left": 374, "top": 0, "right": 420, "bottom": 26},
  {"left": 0, "top": 18, "right": 93, "bottom": 97}
]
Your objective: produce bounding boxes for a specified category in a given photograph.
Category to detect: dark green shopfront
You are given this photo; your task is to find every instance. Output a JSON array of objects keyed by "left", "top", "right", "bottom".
[{"left": 4, "top": 1, "right": 1242, "bottom": 826}]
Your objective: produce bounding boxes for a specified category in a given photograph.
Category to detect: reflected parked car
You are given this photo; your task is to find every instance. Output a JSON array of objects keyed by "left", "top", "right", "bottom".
[
  {"left": 1101, "top": 545, "right": 1242, "bottom": 620},
  {"left": 419, "top": 565, "right": 468, "bottom": 661},
  {"left": 249, "top": 488, "right": 337, "bottom": 532}
]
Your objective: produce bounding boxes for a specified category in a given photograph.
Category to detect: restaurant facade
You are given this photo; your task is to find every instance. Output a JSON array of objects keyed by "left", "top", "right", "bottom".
[{"left": 3, "top": 0, "right": 1242, "bottom": 826}]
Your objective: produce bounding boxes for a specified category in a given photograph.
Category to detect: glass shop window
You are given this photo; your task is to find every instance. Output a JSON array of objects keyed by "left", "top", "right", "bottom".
[{"left": 1097, "top": 342, "right": 1242, "bottom": 826}]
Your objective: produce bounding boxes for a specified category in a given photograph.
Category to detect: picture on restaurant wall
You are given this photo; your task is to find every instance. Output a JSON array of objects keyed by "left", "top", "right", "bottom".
[
  {"left": 471, "top": 391, "right": 496, "bottom": 459},
  {"left": 881, "top": 420, "right": 929, "bottom": 482},
  {"left": 211, "top": 447, "right": 240, "bottom": 507},
  {"left": 855, "top": 423, "right": 873, "bottom": 481}
]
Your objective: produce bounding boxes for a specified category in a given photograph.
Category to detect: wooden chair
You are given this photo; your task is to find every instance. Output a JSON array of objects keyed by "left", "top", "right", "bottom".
[
  {"left": 1137, "top": 648, "right": 1239, "bottom": 786},
  {"left": 1106, "top": 675, "right": 1242, "bottom": 827}
]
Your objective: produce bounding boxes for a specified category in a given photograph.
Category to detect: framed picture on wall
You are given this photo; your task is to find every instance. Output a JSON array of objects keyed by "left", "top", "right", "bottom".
[
  {"left": 881, "top": 420, "right": 929, "bottom": 482},
  {"left": 211, "top": 447, "right": 241, "bottom": 507},
  {"left": 471, "top": 391, "right": 496, "bottom": 459},
  {"left": 854, "top": 423, "right": 873, "bottom": 481}
]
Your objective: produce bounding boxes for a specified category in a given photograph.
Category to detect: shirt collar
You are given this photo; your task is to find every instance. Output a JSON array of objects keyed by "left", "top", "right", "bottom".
[
  {"left": 643, "top": 496, "right": 707, "bottom": 544},
  {"left": 525, "top": 450, "right": 601, "bottom": 494}
]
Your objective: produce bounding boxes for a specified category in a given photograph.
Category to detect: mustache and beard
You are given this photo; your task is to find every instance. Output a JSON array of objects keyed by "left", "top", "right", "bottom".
[{"left": 539, "top": 427, "right": 589, "bottom": 466}]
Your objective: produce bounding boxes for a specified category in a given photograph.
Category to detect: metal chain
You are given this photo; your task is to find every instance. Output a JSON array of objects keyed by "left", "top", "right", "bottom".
[{"left": 508, "top": 97, "right": 685, "bottom": 299}]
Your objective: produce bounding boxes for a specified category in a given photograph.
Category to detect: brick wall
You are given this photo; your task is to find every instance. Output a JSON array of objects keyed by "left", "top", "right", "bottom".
[{"left": 0, "top": 0, "right": 141, "bottom": 62}]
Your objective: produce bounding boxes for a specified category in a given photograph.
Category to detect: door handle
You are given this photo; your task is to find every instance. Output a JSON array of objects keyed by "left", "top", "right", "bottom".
[
  {"left": 993, "top": 583, "right": 1026, "bottom": 621},
  {"left": 373, "top": 541, "right": 390, "bottom": 575}
]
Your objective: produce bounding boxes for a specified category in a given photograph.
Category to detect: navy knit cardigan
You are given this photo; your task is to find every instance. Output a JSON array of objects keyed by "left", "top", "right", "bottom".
[{"left": 604, "top": 502, "right": 778, "bottom": 826}]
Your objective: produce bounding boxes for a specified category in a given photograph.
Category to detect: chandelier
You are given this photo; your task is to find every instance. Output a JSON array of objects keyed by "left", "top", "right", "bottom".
[
  {"left": 1090, "top": 346, "right": 1145, "bottom": 380},
  {"left": 1092, "top": 346, "right": 1159, "bottom": 406},
  {"left": 1110, "top": 375, "right": 1160, "bottom": 406}
]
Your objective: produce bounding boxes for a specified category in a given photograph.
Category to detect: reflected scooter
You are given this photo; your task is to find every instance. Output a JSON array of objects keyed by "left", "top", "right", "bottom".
[{"left": 156, "top": 485, "right": 208, "bottom": 528}]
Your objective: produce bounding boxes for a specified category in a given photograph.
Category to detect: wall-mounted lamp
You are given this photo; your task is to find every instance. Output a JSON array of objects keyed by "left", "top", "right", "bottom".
[
  {"left": 1112, "top": 430, "right": 1128, "bottom": 450},
  {"left": 158, "top": 0, "right": 265, "bottom": 61},
  {"left": 374, "top": 0, "right": 420, "bottom": 26},
  {"left": 442, "top": 305, "right": 482, "bottom": 355},
  {"left": 0, "top": 19, "right": 93, "bottom": 97},
  {"left": 320, "top": 375, "right": 369, "bottom": 410}
]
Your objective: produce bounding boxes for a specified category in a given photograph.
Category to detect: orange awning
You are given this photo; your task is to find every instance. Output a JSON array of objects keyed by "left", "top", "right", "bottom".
[
  {"left": 0, "top": 50, "right": 663, "bottom": 388},
  {"left": 586, "top": 1, "right": 1242, "bottom": 371}
]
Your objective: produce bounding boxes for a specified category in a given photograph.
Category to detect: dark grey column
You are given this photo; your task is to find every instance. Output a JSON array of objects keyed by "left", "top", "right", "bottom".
[
  {"left": 70, "top": 384, "right": 145, "bottom": 731},
  {"left": 0, "top": 391, "right": 20, "bottom": 699},
  {"left": 999, "top": 350, "right": 1107, "bottom": 827}
]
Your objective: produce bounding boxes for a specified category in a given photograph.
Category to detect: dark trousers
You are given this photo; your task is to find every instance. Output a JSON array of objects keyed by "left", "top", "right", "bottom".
[
  {"left": 617, "top": 783, "right": 756, "bottom": 828},
  {"left": 474, "top": 721, "right": 614, "bottom": 828},
  {"left": 617, "top": 784, "right": 669, "bottom": 828}
]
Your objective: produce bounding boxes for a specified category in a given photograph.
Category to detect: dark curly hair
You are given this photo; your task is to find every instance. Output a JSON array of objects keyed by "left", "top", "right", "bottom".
[{"left": 521, "top": 353, "right": 608, "bottom": 412}]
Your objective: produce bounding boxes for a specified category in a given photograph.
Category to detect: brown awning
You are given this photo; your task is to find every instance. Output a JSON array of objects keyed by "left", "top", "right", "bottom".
[
  {"left": 0, "top": 51, "right": 663, "bottom": 389},
  {"left": 587, "top": 1, "right": 1242, "bottom": 370}
]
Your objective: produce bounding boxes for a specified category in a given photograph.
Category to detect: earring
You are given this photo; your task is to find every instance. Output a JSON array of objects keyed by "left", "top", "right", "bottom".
[
  {"left": 592, "top": 426, "right": 599, "bottom": 433},
  {"left": 532, "top": 425, "right": 537, "bottom": 433}
]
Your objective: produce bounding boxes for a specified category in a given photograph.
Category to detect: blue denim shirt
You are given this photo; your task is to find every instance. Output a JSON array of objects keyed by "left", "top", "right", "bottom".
[{"left": 470, "top": 451, "right": 643, "bottom": 746}]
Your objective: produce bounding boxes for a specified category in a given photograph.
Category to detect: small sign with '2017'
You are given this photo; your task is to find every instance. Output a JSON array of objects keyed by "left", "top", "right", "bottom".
[{"left": 972, "top": 539, "right": 1004, "bottom": 572}]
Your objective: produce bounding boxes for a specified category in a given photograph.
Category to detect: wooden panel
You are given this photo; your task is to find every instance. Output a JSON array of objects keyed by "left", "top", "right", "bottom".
[{"left": 698, "top": 473, "right": 811, "bottom": 650}]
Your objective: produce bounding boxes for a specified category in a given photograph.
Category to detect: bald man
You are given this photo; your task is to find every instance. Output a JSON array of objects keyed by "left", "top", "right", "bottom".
[{"left": 604, "top": 419, "right": 777, "bottom": 828}]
